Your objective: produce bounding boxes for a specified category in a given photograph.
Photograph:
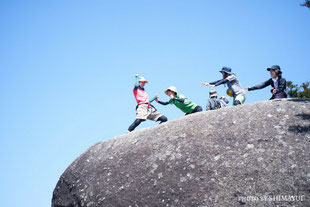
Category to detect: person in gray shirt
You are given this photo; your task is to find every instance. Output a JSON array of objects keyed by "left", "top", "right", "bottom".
[{"left": 202, "top": 67, "right": 246, "bottom": 105}]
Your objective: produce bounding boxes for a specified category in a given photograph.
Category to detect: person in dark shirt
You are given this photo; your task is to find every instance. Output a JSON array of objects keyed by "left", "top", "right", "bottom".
[{"left": 245, "top": 65, "right": 287, "bottom": 100}]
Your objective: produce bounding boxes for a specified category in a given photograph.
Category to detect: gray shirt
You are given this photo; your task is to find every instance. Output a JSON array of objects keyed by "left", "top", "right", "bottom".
[
  {"left": 226, "top": 75, "right": 246, "bottom": 96},
  {"left": 210, "top": 74, "right": 245, "bottom": 97}
]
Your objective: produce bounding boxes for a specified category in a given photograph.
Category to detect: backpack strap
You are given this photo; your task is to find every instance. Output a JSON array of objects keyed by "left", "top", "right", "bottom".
[
  {"left": 149, "top": 104, "right": 157, "bottom": 112},
  {"left": 218, "top": 99, "right": 226, "bottom": 108},
  {"left": 209, "top": 99, "right": 217, "bottom": 110}
]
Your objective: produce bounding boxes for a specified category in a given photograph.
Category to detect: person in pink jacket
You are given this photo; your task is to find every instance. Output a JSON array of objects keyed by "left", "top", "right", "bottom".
[{"left": 127, "top": 74, "right": 167, "bottom": 132}]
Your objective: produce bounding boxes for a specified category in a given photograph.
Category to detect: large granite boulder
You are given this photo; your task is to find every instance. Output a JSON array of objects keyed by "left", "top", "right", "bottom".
[{"left": 52, "top": 99, "right": 310, "bottom": 207}]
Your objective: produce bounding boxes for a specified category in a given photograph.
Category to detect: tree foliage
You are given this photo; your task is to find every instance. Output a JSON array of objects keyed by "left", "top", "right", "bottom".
[
  {"left": 300, "top": 0, "right": 310, "bottom": 8},
  {"left": 286, "top": 81, "right": 310, "bottom": 98}
]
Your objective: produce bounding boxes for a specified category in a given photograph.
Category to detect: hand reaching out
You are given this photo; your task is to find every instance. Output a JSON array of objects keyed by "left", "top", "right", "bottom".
[
  {"left": 201, "top": 82, "right": 215, "bottom": 88},
  {"left": 201, "top": 82, "right": 210, "bottom": 86}
]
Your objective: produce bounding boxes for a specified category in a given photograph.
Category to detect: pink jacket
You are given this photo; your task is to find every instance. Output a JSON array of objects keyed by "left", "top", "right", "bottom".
[{"left": 133, "top": 87, "right": 149, "bottom": 105}]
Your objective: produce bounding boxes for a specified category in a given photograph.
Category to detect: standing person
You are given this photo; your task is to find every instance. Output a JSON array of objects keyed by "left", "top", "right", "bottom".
[
  {"left": 245, "top": 65, "right": 287, "bottom": 100},
  {"left": 127, "top": 74, "right": 168, "bottom": 133},
  {"left": 206, "top": 90, "right": 228, "bottom": 110},
  {"left": 156, "top": 86, "right": 202, "bottom": 115},
  {"left": 202, "top": 67, "right": 246, "bottom": 105}
]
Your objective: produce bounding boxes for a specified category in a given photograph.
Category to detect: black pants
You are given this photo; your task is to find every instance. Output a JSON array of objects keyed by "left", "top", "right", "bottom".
[
  {"left": 128, "top": 115, "right": 168, "bottom": 132},
  {"left": 185, "top": 105, "right": 203, "bottom": 115}
]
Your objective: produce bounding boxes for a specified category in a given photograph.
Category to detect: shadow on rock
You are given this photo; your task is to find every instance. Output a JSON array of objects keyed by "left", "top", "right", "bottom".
[
  {"left": 296, "top": 113, "right": 310, "bottom": 120},
  {"left": 287, "top": 98, "right": 310, "bottom": 102},
  {"left": 288, "top": 113, "right": 310, "bottom": 134},
  {"left": 288, "top": 125, "right": 310, "bottom": 134}
]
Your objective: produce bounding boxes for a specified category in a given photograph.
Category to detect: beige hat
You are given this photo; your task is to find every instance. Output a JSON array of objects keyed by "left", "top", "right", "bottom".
[
  {"left": 165, "top": 86, "right": 177, "bottom": 95},
  {"left": 209, "top": 90, "right": 218, "bottom": 98},
  {"left": 138, "top": 77, "right": 148, "bottom": 83}
]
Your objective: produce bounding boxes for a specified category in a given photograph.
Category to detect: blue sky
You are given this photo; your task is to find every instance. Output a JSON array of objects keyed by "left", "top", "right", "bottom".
[{"left": 0, "top": 0, "right": 309, "bottom": 206}]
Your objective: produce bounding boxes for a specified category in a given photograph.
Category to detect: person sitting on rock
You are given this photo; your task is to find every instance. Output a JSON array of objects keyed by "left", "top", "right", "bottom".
[
  {"left": 127, "top": 74, "right": 168, "bottom": 132},
  {"left": 220, "top": 96, "right": 229, "bottom": 107},
  {"left": 206, "top": 90, "right": 229, "bottom": 110},
  {"left": 202, "top": 67, "right": 246, "bottom": 106},
  {"left": 156, "top": 86, "right": 202, "bottom": 115},
  {"left": 245, "top": 65, "right": 287, "bottom": 100}
]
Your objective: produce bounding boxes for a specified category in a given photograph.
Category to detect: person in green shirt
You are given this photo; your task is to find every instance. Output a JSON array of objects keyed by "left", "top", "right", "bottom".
[{"left": 156, "top": 86, "right": 202, "bottom": 115}]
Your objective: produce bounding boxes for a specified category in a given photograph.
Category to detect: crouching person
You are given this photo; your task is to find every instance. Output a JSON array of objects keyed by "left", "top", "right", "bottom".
[
  {"left": 206, "top": 90, "right": 229, "bottom": 110},
  {"left": 220, "top": 96, "right": 229, "bottom": 107},
  {"left": 128, "top": 74, "right": 168, "bottom": 132},
  {"left": 245, "top": 65, "right": 287, "bottom": 100},
  {"left": 156, "top": 86, "right": 202, "bottom": 115}
]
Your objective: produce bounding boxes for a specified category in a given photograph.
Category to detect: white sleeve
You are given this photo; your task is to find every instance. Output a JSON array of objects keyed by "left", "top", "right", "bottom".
[{"left": 226, "top": 75, "right": 236, "bottom": 82}]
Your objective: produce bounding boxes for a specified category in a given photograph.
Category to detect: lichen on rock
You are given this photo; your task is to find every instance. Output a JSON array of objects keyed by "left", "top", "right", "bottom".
[{"left": 52, "top": 99, "right": 310, "bottom": 207}]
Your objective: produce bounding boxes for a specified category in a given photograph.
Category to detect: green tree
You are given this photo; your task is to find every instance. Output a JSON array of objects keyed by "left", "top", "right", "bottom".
[
  {"left": 300, "top": 0, "right": 310, "bottom": 8},
  {"left": 286, "top": 81, "right": 310, "bottom": 98}
]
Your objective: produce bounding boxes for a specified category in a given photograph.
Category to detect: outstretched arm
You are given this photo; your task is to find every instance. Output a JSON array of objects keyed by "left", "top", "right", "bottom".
[
  {"left": 157, "top": 95, "right": 185, "bottom": 105},
  {"left": 152, "top": 95, "right": 169, "bottom": 105},
  {"left": 157, "top": 101, "right": 170, "bottom": 105},
  {"left": 209, "top": 79, "right": 223, "bottom": 85},
  {"left": 202, "top": 79, "right": 227, "bottom": 87},
  {"left": 172, "top": 97, "right": 185, "bottom": 103},
  {"left": 149, "top": 95, "right": 157, "bottom": 103},
  {"left": 248, "top": 79, "right": 272, "bottom": 91},
  {"left": 134, "top": 74, "right": 140, "bottom": 91},
  {"left": 213, "top": 79, "right": 229, "bottom": 86}
]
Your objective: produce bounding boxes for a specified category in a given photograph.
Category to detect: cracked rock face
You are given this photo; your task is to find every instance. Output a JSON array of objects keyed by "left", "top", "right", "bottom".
[{"left": 52, "top": 99, "right": 310, "bottom": 207}]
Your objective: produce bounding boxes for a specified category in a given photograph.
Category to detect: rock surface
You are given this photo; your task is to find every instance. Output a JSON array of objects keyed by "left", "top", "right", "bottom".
[{"left": 52, "top": 99, "right": 310, "bottom": 207}]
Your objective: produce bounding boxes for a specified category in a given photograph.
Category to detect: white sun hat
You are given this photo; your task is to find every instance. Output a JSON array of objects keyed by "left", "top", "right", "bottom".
[
  {"left": 165, "top": 86, "right": 178, "bottom": 94},
  {"left": 209, "top": 90, "right": 218, "bottom": 98},
  {"left": 138, "top": 77, "right": 148, "bottom": 83}
]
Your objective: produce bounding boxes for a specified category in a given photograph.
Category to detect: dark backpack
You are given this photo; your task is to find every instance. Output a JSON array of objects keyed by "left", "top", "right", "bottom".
[{"left": 207, "top": 98, "right": 222, "bottom": 110}]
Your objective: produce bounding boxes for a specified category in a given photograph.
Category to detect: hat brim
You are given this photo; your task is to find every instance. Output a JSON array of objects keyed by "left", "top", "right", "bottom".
[
  {"left": 267, "top": 68, "right": 274, "bottom": 71},
  {"left": 165, "top": 89, "right": 174, "bottom": 94},
  {"left": 219, "top": 70, "right": 232, "bottom": 74},
  {"left": 139, "top": 80, "right": 148, "bottom": 83},
  {"left": 210, "top": 94, "right": 218, "bottom": 98}
]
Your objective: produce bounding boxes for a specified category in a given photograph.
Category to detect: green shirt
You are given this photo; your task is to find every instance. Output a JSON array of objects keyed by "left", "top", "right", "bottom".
[{"left": 168, "top": 93, "right": 197, "bottom": 114}]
